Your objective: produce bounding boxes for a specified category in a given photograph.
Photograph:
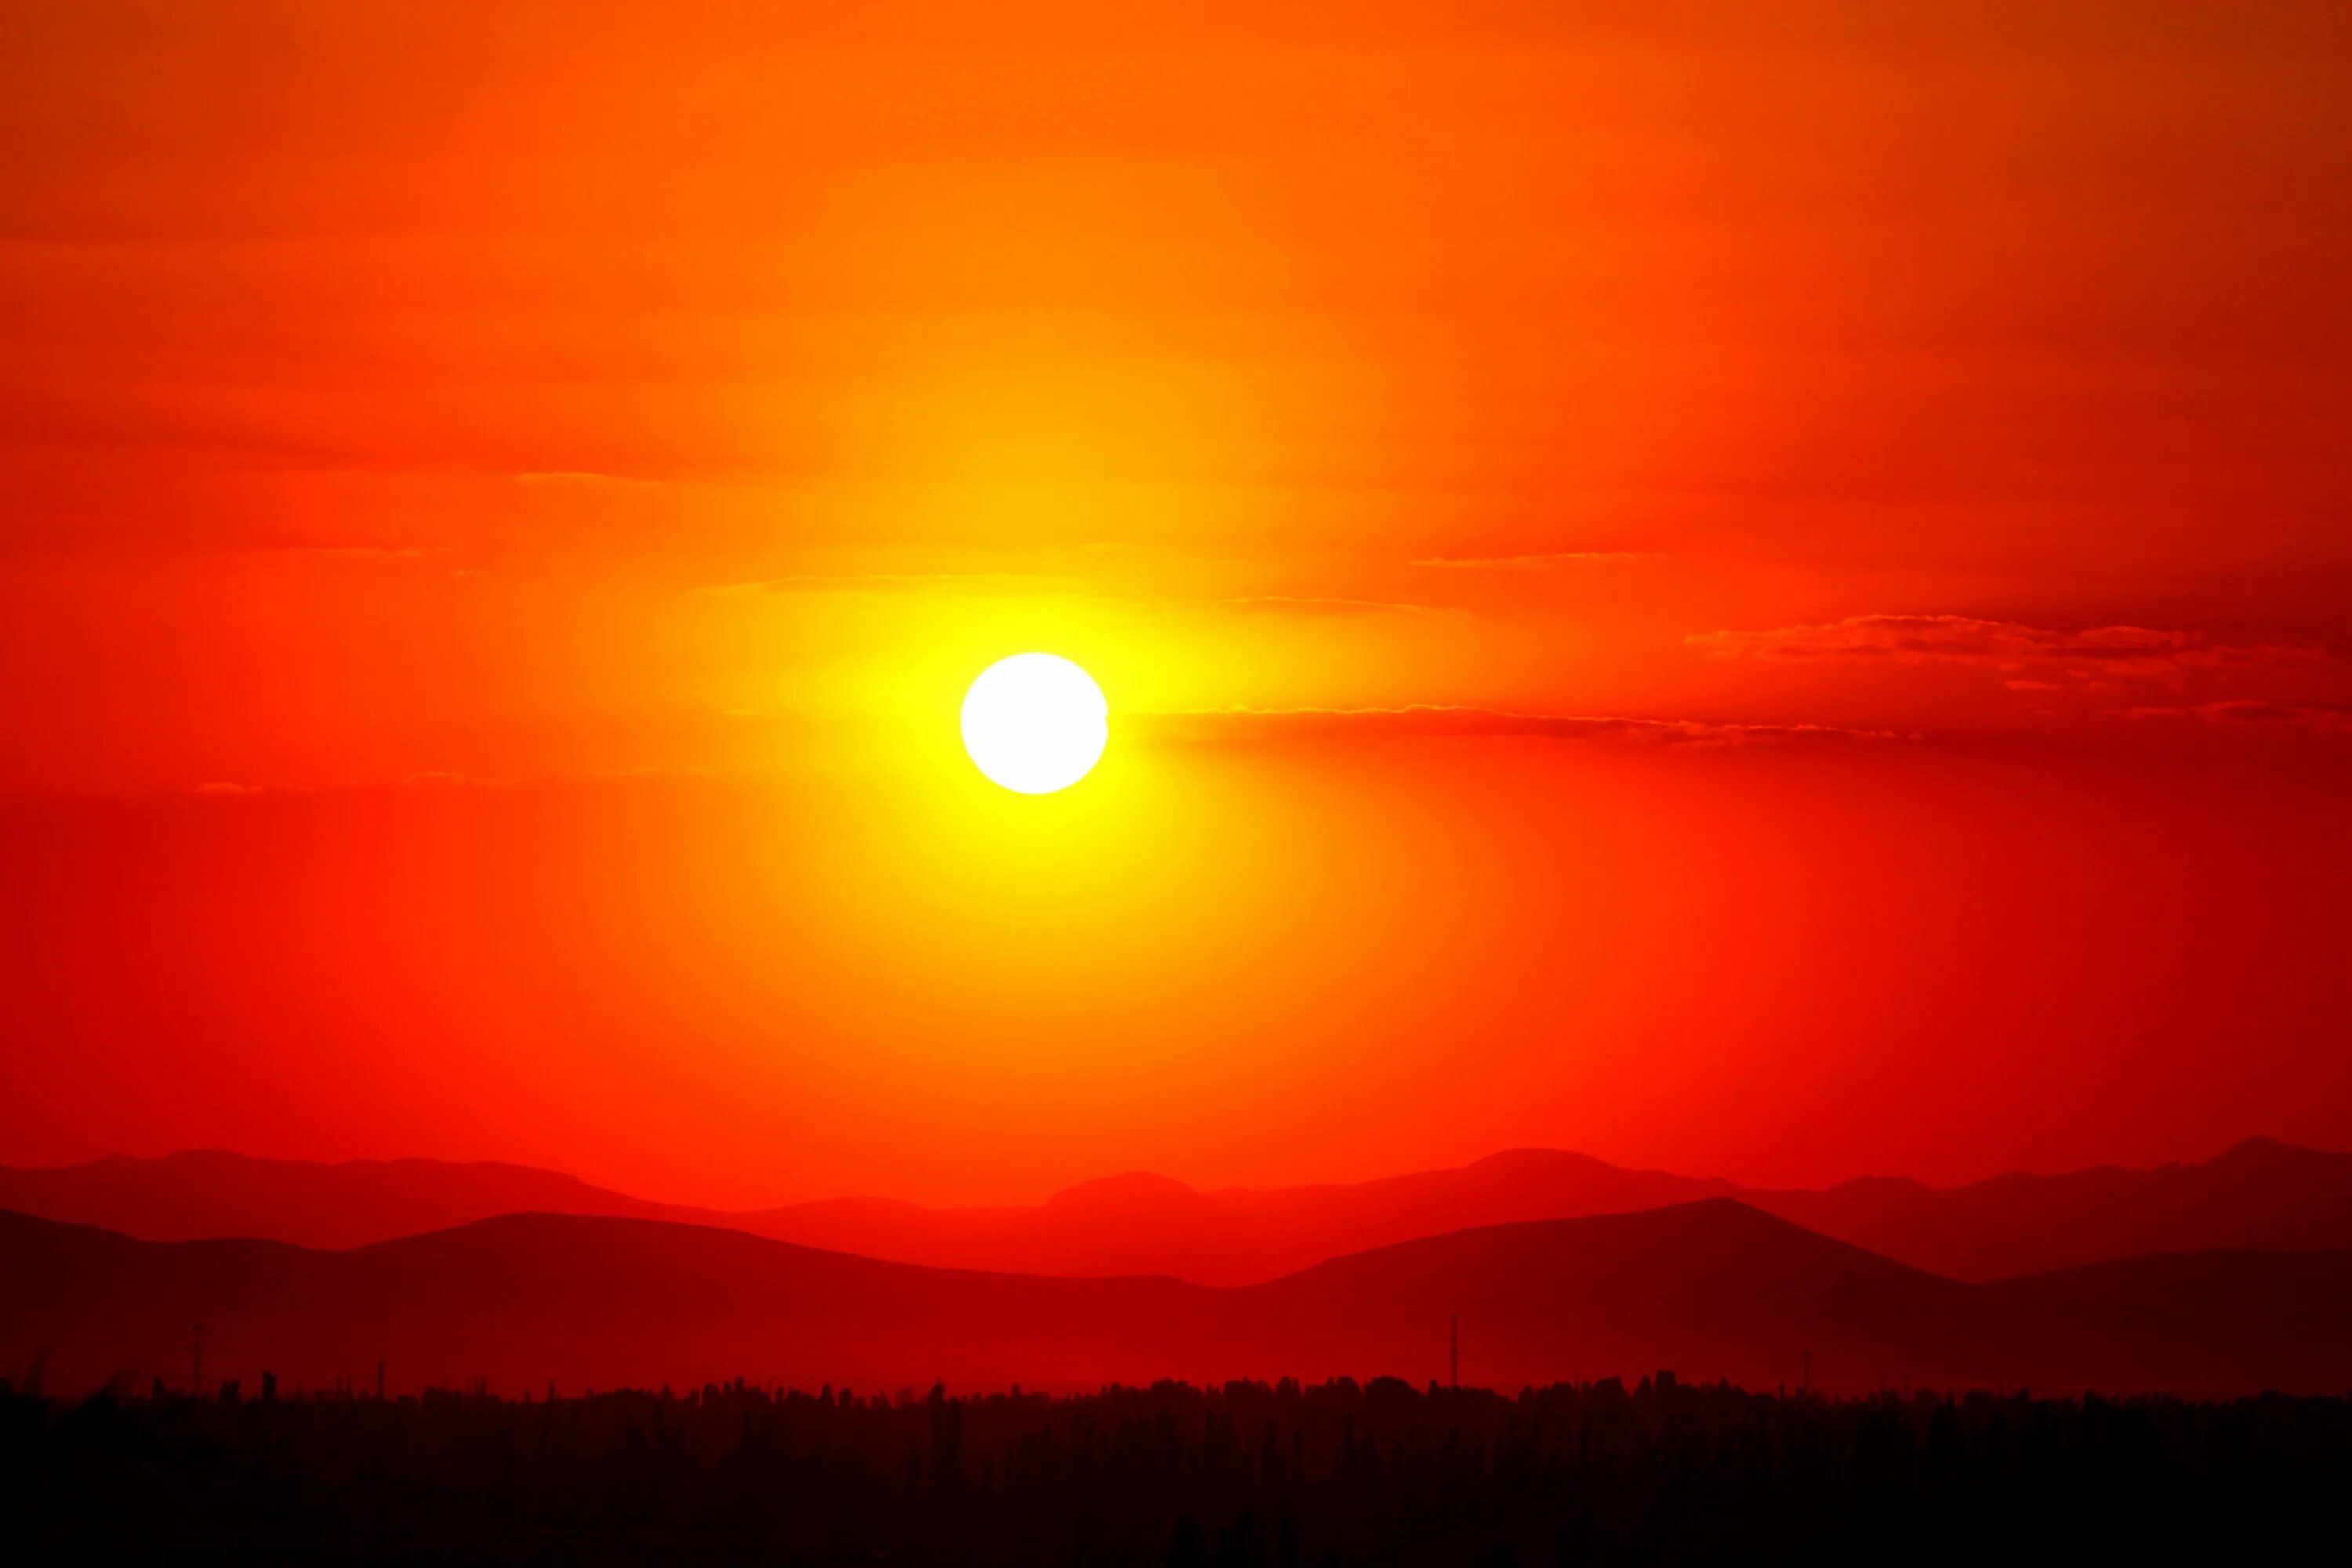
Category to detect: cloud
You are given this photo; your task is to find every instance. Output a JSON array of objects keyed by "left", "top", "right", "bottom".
[
  {"left": 511, "top": 471, "right": 650, "bottom": 488},
  {"left": 1689, "top": 614, "right": 2317, "bottom": 681},
  {"left": 178, "top": 771, "right": 568, "bottom": 800},
  {"left": 270, "top": 544, "right": 448, "bottom": 561},
  {"left": 400, "top": 771, "right": 521, "bottom": 789},
  {"left": 1409, "top": 551, "right": 1660, "bottom": 569},
  {"left": 1138, "top": 705, "right": 1904, "bottom": 748},
  {"left": 1202, "top": 595, "right": 1446, "bottom": 617},
  {"left": 705, "top": 572, "right": 1062, "bottom": 597},
  {"left": 2124, "top": 701, "right": 2352, "bottom": 734},
  {"left": 699, "top": 579, "right": 1448, "bottom": 616}
]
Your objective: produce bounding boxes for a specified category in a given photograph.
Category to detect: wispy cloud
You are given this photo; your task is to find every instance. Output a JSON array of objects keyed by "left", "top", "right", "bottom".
[
  {"left": 704, "top": 572, "right": 1062, "bottom": 597},
  {"left": 1409, "top": 551, "right": 1659, "bottom": 569},
  {"left": 1690, "top": 614, "right": 2317, "bottom": 681},
  {"left": 512, "top": 471, "right": 652, "bottom": 488},
  {"left": 1138, "top": 705, "right": 1904, "bottom": 748},
  {"left": 697, "top": 579, "right": 1450, "bottom": 617},
  {"left": 390, "top": 771, "right": 522, "bottom": 789},
  {"left": 268, "top": 544, "right": 449, "bottom": 561},
  {"left": 2124, "top": 701, "right": 2352, "bottom": 734},
  {"left": 1200, "top": 595, "right": 1448, "bottom": 617}
]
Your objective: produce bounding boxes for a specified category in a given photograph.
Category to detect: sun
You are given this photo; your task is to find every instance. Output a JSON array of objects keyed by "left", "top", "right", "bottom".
[{"left": 960, "top": 654, "right": 1109, "bottom": 794}]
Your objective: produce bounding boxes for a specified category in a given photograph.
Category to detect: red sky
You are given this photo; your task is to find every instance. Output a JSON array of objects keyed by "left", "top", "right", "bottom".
[{"left": 3, "top": 2, "right": 2350, "bottom": 1207}]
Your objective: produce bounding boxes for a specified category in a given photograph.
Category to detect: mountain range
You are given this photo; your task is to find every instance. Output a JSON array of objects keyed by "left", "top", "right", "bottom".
[
  {"left": 5, "top": 1136, "right": 2350, "bottom": 1283},
  {"left": 7, "top": 1200, "right": 2349, "bottom": 1400}
]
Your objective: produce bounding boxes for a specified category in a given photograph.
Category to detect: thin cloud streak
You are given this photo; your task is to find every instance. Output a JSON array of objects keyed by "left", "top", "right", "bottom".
[
  {"left": 702, "top": 572, "right": 1063, "bottom": 597},
  {"left": 695, "top": 579, "right": 1452, "bottom": 616},
  {"left": 2125, "top": 701, "right": 2352, "bottom": 734},
  {"left": 1202, "top": 595, "right": 1449, "bottom": 617},
  {"left": 1409, "top": 551, "right": 1660, "bottom": 569},
  {"left": 1690, "top": 614, "right": 2318, "bottom": 681},
  {"left": 1138, "top": 704, "right": 1906, "bottom": 748}
]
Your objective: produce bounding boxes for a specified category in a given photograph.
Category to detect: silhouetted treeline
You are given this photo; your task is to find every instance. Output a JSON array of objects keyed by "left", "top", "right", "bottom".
[{"left": 4, "top": 1370, "right": 2347, "bottom": 1564}]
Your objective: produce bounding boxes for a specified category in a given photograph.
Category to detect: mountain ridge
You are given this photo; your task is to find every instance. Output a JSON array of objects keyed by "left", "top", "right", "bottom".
[
  {"left": 6, "top": 1136, "right": 2350, "bottom": 1285},
  {"left": 8, "top": 1199, "right": 2350, "bottom": 1401}
]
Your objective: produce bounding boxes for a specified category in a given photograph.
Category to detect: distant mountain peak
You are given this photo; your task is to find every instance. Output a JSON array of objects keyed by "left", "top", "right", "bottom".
[
  {"left": 1043, "top": 1171, "right": 1204, "bottom": 1211},
  {"left": 2215, "top": 1134, "right": 2307, "bottom": 1162},
  {"left": 1461, "top": 1147, "right": 1613, "bottom": 1173},
  {"left": 9, "top": 1135, "right": 2349, "bottom": 1289}
]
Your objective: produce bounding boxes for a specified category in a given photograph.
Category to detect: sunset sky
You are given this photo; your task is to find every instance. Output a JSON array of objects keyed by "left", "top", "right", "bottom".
[{"left": 5, "top": 2, "right": 2350, "bottom": 1207}]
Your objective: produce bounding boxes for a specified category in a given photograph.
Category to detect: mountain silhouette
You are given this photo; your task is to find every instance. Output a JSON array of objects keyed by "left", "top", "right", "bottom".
[
  {"left": 1751, "top": 1135, "right": 2352, "bottom": 1280},
  {"left": 712, "top": 1151, "right": 1731, "bottom": 1283},
  {"left": 0, "top": 1149, "right": 712, "bottom": 1248},
  {"left": 6, "top": 1200, "right": 2348, "bottom": 1399},
  {"left": 10, "top": 1138, "right": 2351, "bottom": 1285}
]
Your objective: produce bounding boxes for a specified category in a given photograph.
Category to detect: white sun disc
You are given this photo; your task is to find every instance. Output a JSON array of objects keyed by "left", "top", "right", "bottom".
[{"left": 960, "top": 654, "right": 1109, "bottom": 794}]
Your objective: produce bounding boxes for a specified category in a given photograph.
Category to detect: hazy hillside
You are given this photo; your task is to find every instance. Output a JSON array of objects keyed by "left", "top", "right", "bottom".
[
  {"left": 1747, "top": 1136, "right": 2352, "bottom": 1280},
  {"left": 7, "top": 1200, "right": 2349, "bottom": 1399},
  {"left": 9, "top": 1138, "right": 2351, "bottom": 1287},
  {"left": 0, "top": 1150, "right": 713, "bottom": 1249}
]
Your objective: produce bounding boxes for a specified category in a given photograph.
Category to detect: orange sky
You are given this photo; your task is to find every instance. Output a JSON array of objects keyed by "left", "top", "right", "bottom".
[{"left": 4, "top": 2, "right": 2350, "bottom": 1206}]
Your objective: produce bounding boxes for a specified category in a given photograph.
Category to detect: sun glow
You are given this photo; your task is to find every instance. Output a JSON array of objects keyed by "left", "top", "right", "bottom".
[{"left": 960, "top": 654, "right": 1109, "bottom": 794}]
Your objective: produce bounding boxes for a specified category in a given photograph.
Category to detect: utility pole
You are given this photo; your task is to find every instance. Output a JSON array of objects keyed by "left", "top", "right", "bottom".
[
  {"left": 1450, "top": 1314, "right": 1458, "bottom": 1389},
  {"left": 193, "top": 1324, "right": 202, "bottom": 1397}
]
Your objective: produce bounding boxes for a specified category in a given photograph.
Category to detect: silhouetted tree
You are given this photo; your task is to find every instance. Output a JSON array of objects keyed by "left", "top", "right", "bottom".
[{"left": 1, "top": 1375, "right": 2345, "bottom": 1565}]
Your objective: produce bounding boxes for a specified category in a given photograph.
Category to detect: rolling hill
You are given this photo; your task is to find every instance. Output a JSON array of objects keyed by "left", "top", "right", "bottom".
[
  {"left": 1751, "top": 1135, "right": 2352, "bottom": 1281},
  {"left": 0, "top": 1149, "right": 719, "bottom": 1249},
  {"left": 6, "top": 1200, "right": 2349, "bottom": 1400},
  {"left": 9, "top": 1138, "right": 2351, "bottom": 1286}
]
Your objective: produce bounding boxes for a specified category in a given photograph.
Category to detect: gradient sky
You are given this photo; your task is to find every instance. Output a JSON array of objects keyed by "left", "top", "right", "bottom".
[{"left": 4, "top": 2, "right": 2350, "bottom": 1207}]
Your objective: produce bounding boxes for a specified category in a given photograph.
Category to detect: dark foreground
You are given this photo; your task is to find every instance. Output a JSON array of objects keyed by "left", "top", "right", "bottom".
[{"left": 4, "top": 1374, "right": 2347, "bottom": 1565}]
